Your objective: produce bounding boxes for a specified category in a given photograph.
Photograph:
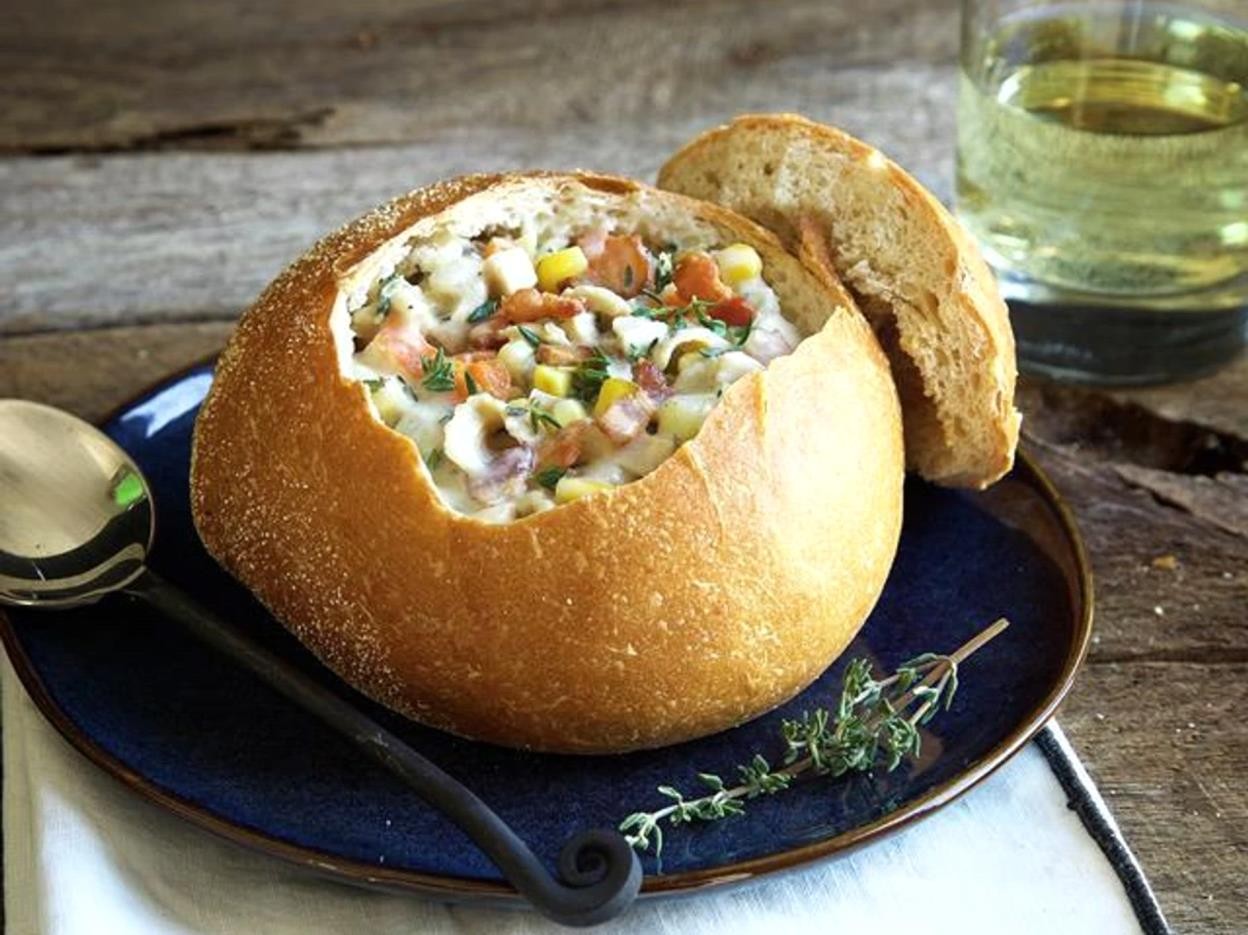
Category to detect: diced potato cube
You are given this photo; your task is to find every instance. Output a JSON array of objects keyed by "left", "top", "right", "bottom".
[
  {"left": 593, "top": 377, "right": 639, "bottom": 418},
  {"left": 483, "top": 245, "right": 537, "bottom": 296},
  {"left": 615, "top": 433, "right": 676, "bottom": 476},
  {"left": 536, "top": 246, "right": 589, "bottom": 293},
  {"left": 368, "top": 379, "right": 409, "bottom": 427},
  {"left": 561, "top": 311, "right": 599, "bottom": 346},
  {"left": 658, "top": 394, "right": 716, "bottom": 442},
  {"left": 713, "top": 243, "right": 763, "bottom": 286},
  {"left": 712, "top": 350, "right": 765, "bottom": 385},
  {"left": 612, "top": 316, "right": 669, "bottom": 357},
  {"left": 555, "top": 476, "right": 615, "bottom": 504},
  {"left": 552, "top": 398, "right": 590, "bottom": 426},
  {"left": 533, "top": 364, "right": 574, "bottom": 397},
  {"left": 497, "top": 338, "right": 536, "bottom": 382}
]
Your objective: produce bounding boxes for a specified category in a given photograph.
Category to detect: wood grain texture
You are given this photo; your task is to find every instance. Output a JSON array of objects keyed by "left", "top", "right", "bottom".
[
  {"left": 0, "top": 129, "right": 955, "bottom": 335},
  {"left": 1, "top": 0, "right": 958, "bottom": 154}
]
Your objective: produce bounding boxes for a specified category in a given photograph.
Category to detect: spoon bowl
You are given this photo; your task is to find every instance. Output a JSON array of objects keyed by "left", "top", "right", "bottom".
[
  {"left": 0, "top": 400, "right": 153, "bottom": 607},
  {"left": 0, "top": 397, "right": 641, "bottom": 926}
]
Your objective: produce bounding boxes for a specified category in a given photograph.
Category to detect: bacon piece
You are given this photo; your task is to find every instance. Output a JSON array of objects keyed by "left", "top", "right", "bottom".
[
  {"left": 536, "top": 343, "right": 591, "bottom": 366},
  {"left": 582, "top": 234, "right": 652, "bottom": 299},
  {"left": 707, "top": 295, "right": 755, "bottom": 328},
  {"left": 595, "top": 393, "right": 656, "bottom": 446},
  {"left": 538, "top": 420, "right": 593, "bottom": 469},
  {"left": 500, "top": 288, "right": 585, "bottom": 322},
  {"left": 673, "top": 252, "right": 731, "bottom": 303},
  {"left": 467, "top": 315, "right": 510, "bottom": 350},
  {"left": 632, "top": 358, "right": 673, "bottom": 403},
  {"left": 466, "top": 446, "right": 535, "bottom": 505}
]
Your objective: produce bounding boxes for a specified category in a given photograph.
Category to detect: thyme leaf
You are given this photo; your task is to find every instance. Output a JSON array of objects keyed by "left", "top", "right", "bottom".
[
  {"left": 573, "top": 347, "right": 612, "bottom": 403},
  {"left": 529, "top": 403, "right": 562, "bottom": 433},
  {"left": 536, "top": 466, "right": 567, "bottom": 490},
  {"left": 467, "top": 298, "right": 498, "bottom": 323},
  {"left": 653, "top": 250, "right": 674, "bottom": 291},
  {"left": 619, "top": 618, "right": 1011, "bottom": 857},
  {"left": 420, "top": 347, "right": 456, "bottom": 393},
  {"left": 375, "top": 272, "right": 405, "bottom": 319}
]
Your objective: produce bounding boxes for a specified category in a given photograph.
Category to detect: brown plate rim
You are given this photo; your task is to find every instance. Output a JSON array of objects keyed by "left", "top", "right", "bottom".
[{"left": 0, "top": 358, "right": 1094, "bottom": 904}]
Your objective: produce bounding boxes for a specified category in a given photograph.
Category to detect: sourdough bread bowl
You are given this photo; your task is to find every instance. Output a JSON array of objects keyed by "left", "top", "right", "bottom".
[
  {"left": 658, "top": 114, "right": 1021, "bottom": 489},
  {"left": 190, "top": 172, "right": 905, "bottom": 754}
]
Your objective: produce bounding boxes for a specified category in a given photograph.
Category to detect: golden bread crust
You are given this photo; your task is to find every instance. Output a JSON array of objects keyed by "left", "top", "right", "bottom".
[{"left": 658, "top": 114, "right": 1020, "bottom": 489}]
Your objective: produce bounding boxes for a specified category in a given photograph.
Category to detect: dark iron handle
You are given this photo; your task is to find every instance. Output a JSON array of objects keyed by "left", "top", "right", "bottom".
[{"left": 124, "top": 569, "right": 642, "bottom": 927}]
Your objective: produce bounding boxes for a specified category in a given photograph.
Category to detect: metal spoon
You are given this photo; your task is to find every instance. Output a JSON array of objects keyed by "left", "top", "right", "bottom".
[{"left": 0, "top": 399, "right": 641, "bottom": 927}]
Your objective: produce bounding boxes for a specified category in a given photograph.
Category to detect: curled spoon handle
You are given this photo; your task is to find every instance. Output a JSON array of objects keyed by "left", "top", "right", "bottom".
[{"left": 125, "top": 570, "right": 641, "bottom": 927}]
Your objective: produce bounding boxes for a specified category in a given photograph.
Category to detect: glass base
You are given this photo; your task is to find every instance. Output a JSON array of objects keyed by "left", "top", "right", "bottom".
[{"left": 997, "top": 273, "right": 1248, "bottom": 386}]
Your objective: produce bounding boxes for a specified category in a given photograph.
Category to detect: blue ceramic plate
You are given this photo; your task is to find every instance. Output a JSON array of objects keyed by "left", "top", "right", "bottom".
[{"left": 1, "top": 364, "right": 1091, "bottom": 902}]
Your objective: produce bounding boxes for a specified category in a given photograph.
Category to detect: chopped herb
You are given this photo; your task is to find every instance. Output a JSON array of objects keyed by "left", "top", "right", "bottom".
[
  {"left": 695, "top": 309, "right": 729, "bottom": 337},
  {"left": 631, "top": 301, "right": 662, "bottom": 320},
  {"left": 467, "top": 298, "right": 498, "bottom": 323},
  {"left": 639, "top": 288, "right": 667, "bottom": 305},
  {"left": 363, "top": 377, "right": 386, "bottom": 391},
  {"left": 464, "top": 370, "right": 481, "bottom": 396},
  {"left": 536, "top": 467, "right": 567, "bottom": 490},
  {"left": 375, "top": 273, "right": 405, "bottom": 319},
  {"left": 420, "top": 347, "right": 456, "bottom": 393},
  {"left": 529, "top": 403, "right": 562, "bottom": 433},
  {"left": 505, "top": 403, "right": 528, "bottom": 417},
  {"left": 517, "top": 325, "right": 542, "bottom": 348},
  {"left": 438, "top": 411, "right": 454, "bottom": 424},
  {"left": 573, "top": 347, "right": 612, "bottom": 403},
  {"left": 733, "top": 317, "right": 754, "bottom": 347},
  {"left": 628, "top": 338, "right": 660, "bottom": 362},
  {"left": 654, "top": 251, "right": 674, "bottom": 291},
  {"left": 424, "top": 447, "right": 444, "bottom": 470},
  {"left": 700, "top": 346, "right": 733, "bottom": 359}
]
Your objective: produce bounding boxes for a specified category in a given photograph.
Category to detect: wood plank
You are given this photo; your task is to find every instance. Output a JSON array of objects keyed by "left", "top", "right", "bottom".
[
  {"left": 1, "top": 0, "right": 958, "bottom": 153},
  {"left": 1059, "top": 662, "right": 1248, "bottom": 934},
  {"left": 3, "top": 322, "right": 1246, "bottom": 931},
  {"left": 0, "top": 323, "right": 231, "bottom": 422},
  {"left": 0, "top": 98, "right": 956, "bottom": 335}
]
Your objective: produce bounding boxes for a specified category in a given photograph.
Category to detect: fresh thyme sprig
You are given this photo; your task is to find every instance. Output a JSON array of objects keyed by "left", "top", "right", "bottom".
[
  {"left": 420, "top": 347, "right": 456, "bottom": 393},
  {"left": 529, "top": 402, "right": 562, "bottom": 433},
  {"left": 573, "top": 347, "right": 612, "bottom": 403},
  {"left": 467, "top": 298, "right": 498, "bottom": 323},
  {"left": 619, "top": 618, "right": 1010, "bottom": 857},
  {"left": 517, "top": 324, "right": 542, "bottom": 348}
]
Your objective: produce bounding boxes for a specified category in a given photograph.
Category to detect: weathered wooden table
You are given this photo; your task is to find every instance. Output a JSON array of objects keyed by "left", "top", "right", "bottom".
[{"left": 2, "top": 1, "right": 1244, "bottom": 931}]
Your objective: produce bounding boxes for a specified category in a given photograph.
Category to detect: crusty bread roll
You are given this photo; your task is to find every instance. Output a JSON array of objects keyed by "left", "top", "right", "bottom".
[
  {"left": 658, "top": 114, "right": 1020, "bottom": 489},
  {"left": 191, "top": 172, "right": 904, "bottom": 754}
]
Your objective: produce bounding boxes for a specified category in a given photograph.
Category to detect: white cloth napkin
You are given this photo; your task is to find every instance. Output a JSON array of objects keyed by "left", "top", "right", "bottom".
[{"left": 4, "top": 656, "right": 1145, "bottom": 935}]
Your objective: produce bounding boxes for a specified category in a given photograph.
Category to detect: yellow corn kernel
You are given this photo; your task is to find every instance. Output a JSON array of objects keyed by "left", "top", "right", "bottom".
[
  {"left": 658, "top": 394, "right": 715, "bottom": 442},
  {"left": 536, "top": 246, "right": 589, "bottom": 293},
  {"left": 552, "top": 398, "right": 590, "bottom": 427},
  {"left": 555, "top": 476, "right": 614, "bottom": 504},
  {"left": 713, "top": 243, "right": 762, "bottom": 286},
  {"left": 368, "top": 379, "right": 408, "bottom": 427},
  {"left": 533, "top": 364, "right": 574, "bottom": 397},
  {"left": 593, "top": 377, "right": 638, "bottom": 418}
]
